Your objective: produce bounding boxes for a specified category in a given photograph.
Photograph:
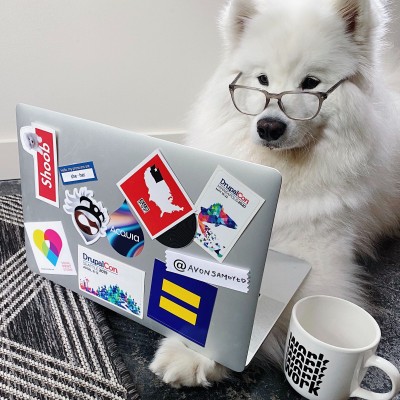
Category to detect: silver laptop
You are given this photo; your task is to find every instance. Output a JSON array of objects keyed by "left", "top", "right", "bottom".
[{"left": 17, "top": 103, "right": 310, "bottom": 372}]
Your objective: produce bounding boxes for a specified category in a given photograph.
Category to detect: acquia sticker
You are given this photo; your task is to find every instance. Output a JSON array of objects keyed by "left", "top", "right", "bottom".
[{"left": 106, "top": 200, "right": 145, "bottom": 258}]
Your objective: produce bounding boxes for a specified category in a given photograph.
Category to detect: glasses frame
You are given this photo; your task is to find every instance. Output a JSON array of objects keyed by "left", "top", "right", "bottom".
[{"left": 229, "top": 72, "right": 347, "bottom": 120}]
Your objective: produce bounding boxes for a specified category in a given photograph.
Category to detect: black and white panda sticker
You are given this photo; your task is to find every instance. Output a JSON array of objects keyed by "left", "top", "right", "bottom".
[{"left": 63, "top": 187, "right": 109, "bottom": 245}]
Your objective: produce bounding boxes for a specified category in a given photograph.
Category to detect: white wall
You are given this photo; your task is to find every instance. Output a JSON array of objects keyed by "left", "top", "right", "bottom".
[
  {"left": 387, "top": 0, "right": 400, "bottom": 48},
  {"left": 1, "top": 1, "right": 399, "bottom": 180},
  {"left": 0, "top": 0, "right": 225, "bottom": 179}
]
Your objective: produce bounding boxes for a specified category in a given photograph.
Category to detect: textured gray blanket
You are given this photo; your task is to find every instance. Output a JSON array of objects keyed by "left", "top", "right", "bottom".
[
  {"left": 0, "top": 192, "right": 139, "bottom": 400},
  {"left": 2, "top": 180, "right": 399, "bottom": 399}
]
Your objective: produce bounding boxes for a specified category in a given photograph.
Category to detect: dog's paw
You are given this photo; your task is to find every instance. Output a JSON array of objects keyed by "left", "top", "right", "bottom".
[{"left": 149, "top": 337, "right": 228, "bottom": 388}]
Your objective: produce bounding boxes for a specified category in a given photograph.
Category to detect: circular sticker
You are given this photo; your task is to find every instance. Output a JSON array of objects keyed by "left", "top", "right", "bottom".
[
  {"left": 106, "top": 201, "right": 144, "bottom": 257},
  {"left": 156, "top": 213, "right": 197, "bottom": 248}
]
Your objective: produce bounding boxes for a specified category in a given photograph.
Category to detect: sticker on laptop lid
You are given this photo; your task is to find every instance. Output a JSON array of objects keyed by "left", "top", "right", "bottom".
[
  {"left": 106, "top": 200, "right": 144, "bottom": 257},
  {"left": 156, "top": 213, "right": 197, "bottom": 248},
  {"left": 59, "top": 161, "right": 97, "bottom": 185},
  {"left": 78, "top": 246, "right": 145, "bottom": 318},
  {"left": 20, "top": 124, "right": 59, "bottom": 208},
  {"left": 165, "top": 250, "right": 249, "bottom": 293},
  {"left": 117, "top": 150, "right": 195, "bottom": 239},
  {"left": 25, "top": 221, "right": 76, "bottom": 275},
  {"left": 63, "top": 187, "right": 109, "bottom": 245},
  {"left": 147, "top": 259, "right": 217, "bottom": 347},
  {"left": 194, "top": 166, "right": 265, "bottom": 262}
]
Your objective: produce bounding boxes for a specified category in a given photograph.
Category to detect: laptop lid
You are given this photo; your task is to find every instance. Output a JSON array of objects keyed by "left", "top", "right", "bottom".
[{"left": 17, "top": 103, "right": 309, "bottom": 372}]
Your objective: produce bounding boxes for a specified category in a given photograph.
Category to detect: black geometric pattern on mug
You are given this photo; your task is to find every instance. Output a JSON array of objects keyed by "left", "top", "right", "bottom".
[{"left": 285, "top": 332, "right": 330, "bottom": 397}]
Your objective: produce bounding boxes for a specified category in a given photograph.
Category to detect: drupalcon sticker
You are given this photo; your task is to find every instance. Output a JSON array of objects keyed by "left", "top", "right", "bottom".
[
  {"left": 78, "top": 246, "right": 145, "bottom": 318},
  {"left": 194, "top": 166, "right": 265, "bottom": 262}
]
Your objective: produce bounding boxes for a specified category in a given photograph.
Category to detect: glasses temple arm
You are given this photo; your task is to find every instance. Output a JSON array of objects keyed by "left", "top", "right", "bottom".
[
  {"left": 325, "top": 78, "right": 348, "bottom": 95},
  {"left": 230, "top": 72, "right": 243, "bottom": 87}
]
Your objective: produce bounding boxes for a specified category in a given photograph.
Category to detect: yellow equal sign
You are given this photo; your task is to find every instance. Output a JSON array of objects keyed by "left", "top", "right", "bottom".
[{"left": 159, "top": 279, "right": 201, "bottom": 325}]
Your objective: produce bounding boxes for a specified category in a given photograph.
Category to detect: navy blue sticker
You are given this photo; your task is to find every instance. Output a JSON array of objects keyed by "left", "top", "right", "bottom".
[
  {"left": 147, "top": 259, "right": 217, "bottom": 347},
  {"left": 59, "top": 161, "right": 97, "bottom": 185}
]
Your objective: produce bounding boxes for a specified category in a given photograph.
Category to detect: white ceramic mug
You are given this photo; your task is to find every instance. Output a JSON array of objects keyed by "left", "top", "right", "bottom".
[{"left": 284, "top": 295, "right": 400, "bottom": 400}]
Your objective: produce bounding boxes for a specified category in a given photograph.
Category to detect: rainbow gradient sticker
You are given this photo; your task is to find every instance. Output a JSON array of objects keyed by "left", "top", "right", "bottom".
[
  {"left": 25, "top": 221, "right": 77, "bottom": 275},
  {"left": 33, "top": 228, "right": 62, "bottom": 266}
]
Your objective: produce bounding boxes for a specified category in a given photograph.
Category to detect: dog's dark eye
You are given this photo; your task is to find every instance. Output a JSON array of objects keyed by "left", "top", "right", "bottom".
[
  {"left": 257, "top": 74, "right": 269, "bottom": 86},
  {"left": 301, "top": 76, "right": 320, "bottom": 90}
]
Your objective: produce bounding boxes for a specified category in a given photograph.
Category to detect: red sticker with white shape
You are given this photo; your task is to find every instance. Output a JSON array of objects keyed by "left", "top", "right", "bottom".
[
  {"left": 117, "top": 150, "right": 195, "bottom": 239},
  {"left": 20, "top": 124, "right": 59, "bottom": 207}
]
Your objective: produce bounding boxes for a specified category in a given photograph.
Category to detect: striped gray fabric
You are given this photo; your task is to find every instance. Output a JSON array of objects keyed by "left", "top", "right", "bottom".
[{"left": 0, "top": 194, "right": 139, "bottom": 400}]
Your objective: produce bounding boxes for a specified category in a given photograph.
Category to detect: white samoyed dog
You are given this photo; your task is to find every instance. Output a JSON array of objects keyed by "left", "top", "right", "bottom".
[{"left": 150, "top": 0, "right": 400, "bottom": 387}]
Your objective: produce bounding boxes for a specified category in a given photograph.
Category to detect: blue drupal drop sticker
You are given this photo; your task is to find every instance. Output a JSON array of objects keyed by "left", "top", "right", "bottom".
[{"left": 106, "top": 201, "right": 144, "bottom": 257}]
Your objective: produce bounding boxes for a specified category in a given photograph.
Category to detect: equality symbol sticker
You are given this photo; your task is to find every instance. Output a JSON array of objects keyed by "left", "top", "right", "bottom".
[
  {"left": 117, "top": 150, "right": 195, "bottom": 239},
  {"left": 63, "top": 187, "right": 109, "bottom": 245},
  {"left": 147, "top": 259, "right": 217, "bottom": 347},
  {"left": 106, "top": 200, "right": 145, "bottom": 258},
  {"left": 25, "top": 221, "right": 76, "bottom": 275}
]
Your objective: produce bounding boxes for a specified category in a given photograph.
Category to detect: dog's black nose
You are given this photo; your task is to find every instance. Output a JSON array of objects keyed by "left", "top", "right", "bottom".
[{"left": 257, "top": 118, "right": 287, "bottom": 141}]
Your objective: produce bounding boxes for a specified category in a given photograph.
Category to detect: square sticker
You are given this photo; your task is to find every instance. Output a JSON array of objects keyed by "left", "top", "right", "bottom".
[
  {"left": 78, "top": 246, "right": 145, "bottom": 318},
  {"left": 25, "top": 221, "right": 76, "bottom": 275},
  {"left": 147, "top": 259, "right": 217, "bottom": 347},
  {"left": 117, "top": 150, "right": 195, "bottom": 239},
  {"left": 194, "top": 166, "right": 265, "bottom": 262}
]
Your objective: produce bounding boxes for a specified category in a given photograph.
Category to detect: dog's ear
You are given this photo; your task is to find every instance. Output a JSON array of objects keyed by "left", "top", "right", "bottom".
[
  {"left": 219, "top": 0, "right": 258, "bottom": 52},
  {"left": 335, "top": 0, "right": 380, "bottom": 44}
]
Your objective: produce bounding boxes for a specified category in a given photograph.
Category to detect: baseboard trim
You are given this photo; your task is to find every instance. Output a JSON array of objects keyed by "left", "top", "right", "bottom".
[
  {"left": 0, "top": 139, "right": 20, "bottom": 180},
  {"left": 152, "top": 131, "right": 185, "bottom": 144},
  {"left": 0, "top": 132, "right": 186, "bottom": 181}
]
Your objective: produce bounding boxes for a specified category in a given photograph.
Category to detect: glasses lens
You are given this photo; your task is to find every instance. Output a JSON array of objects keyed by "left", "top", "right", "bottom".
[
  {"left": 281, "top": 93, "right": 320, "bottom": 120},
  {"left": 232, "top": 88, "right": 266, "bottom": 115}
]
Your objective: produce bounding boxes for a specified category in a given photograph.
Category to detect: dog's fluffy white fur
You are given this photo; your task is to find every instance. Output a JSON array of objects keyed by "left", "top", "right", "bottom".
[{"left": 150, "top": 0, "right": 400, "bottom": 387}]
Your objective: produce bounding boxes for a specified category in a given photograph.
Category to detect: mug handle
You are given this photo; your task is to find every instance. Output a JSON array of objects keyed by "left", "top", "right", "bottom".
[{"left": 350, "top": 355, "right": 400, "bottom": 400}]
